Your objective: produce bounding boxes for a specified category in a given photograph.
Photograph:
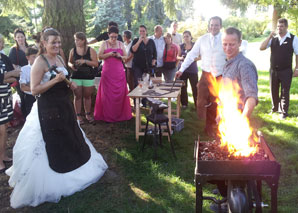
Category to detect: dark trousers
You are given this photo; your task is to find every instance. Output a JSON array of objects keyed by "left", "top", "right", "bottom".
[
  {"left": 196, "top": 71, "right": 222, "bottom": 132},
  {"left": 132, "top": 65, "right": 147, "bottom": 106},
  {"left": 269, "top": 68, "right": 292, "bottom": 116},
  {"left": 155, "top": 67, "right": 163, "bottom": 77},
  {"left": 180, "top": 72, "right": 198, "bottom": 107},
  {"left": 132, "top": 65, "right": 145, "bottom": 88},
  {"left": 24, "top": 93, "right": 36, "bottom": 118},
  {"left": 125, "top": 67, "right": 134, "bottom": 92}
]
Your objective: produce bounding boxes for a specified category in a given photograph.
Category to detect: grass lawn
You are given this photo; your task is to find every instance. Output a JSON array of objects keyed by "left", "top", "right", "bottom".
[{"left": 26, "top": 67, "right": 298, "bottom": 213}]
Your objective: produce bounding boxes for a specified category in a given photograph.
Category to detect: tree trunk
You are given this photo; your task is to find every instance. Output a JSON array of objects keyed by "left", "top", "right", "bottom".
[
  {"left": 272, "top": 5, "right": 281, "bottom": 31},
  {"left": 42, "top": 0, "right": 85, "bottom": 59}
]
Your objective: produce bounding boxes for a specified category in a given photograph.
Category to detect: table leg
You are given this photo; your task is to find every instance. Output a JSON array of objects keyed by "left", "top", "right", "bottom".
[
  {"left": 136, "top": 98, "right": 140, "bottom": 142},
  {"left": 177, "top": 93, "right": 181, "bottom": 118},
  {"left": 168, "top": 98, "right": 172, "bottom": 140}
]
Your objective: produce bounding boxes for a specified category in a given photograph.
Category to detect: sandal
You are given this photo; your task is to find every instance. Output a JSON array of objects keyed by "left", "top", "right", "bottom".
[
  {"left": 76, "top": 113, "right": 85, "bottom": 125},
  {"left": 85, "top": 112, "right": 94, "bottom": 123}
]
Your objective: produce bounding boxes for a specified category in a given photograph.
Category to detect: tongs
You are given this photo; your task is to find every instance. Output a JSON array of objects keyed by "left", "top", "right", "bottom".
[{"left": 170, "top": 77, "right": 177, "bottom": 92}]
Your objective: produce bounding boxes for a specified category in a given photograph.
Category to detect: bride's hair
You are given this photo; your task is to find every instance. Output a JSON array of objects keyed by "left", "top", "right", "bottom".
[{"left": 38, "top": 28, "right": 60, "bottom": 55}]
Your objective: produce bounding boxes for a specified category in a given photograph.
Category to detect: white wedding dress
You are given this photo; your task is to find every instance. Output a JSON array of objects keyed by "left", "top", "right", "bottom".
[{"left": 6, "top": 68, "right": 108, "bottom": 208}]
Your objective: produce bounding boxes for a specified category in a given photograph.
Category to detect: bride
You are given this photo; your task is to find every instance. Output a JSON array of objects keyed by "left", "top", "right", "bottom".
[{"left": 6, "top": 28, "right": 108, "bottom": 208}]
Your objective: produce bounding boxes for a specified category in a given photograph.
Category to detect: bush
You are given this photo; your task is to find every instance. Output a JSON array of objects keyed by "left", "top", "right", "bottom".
[{"left": 223, "top": 16, "right": 270, "bottom": 41}]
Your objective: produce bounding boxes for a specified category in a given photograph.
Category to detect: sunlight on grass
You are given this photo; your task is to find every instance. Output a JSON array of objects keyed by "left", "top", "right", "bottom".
[
  {"left": 115, "top": 148, "right": 134, "bottom": 162},
  {"left": 129, "top": 183, "right": 159, "bottom": 203}
]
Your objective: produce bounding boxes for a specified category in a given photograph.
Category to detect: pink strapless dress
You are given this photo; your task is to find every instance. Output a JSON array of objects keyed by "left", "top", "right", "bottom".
[{"left": 94, "top": 48, "right": 132, "bottom": 122}]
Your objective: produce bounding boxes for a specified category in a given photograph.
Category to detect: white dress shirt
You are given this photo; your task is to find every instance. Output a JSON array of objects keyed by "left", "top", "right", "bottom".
[
  {"left": 266, "top": 31, "right": 298, "bottom": 54},
  {"left": 180, "top": 32, "right": 226, "bottom": 77},
  {"left": 19, "top": 64, "right": 32, "bottom": 95},
  {"left": 124, "top": 40, "right": 133, "bottom": 68},
  {"left": 149, "top": 35, "right": 165, "bottom": 68},
  {"left": 172, "top": 33, "right": 183, "bottom": 46}
]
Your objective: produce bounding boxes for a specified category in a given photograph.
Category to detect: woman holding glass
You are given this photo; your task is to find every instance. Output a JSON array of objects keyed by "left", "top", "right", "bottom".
[
  {"left": 94, "top": 26, "right": 132, "bottom": 122},
  {"left": 131, "top": 25, "right": 157, "bottom": 88}
]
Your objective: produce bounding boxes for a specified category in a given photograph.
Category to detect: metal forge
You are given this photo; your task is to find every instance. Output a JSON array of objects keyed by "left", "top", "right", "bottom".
[{"left": 194, "top": 134, "right": 281, "bottom": 213}]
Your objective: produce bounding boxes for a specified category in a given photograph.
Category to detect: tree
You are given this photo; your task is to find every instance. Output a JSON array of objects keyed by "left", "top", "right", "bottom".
[
  {"left": 0, "top": 0, "right": 85, "bottom": 58},
  {"left": 93, "top": 0, "right": 126, "bottom": 35},
  {"left": 219, "top": 0, "right": 295, "bottom": 30},
  {"left": 42, "top": 0, "right": 85, "bottom": 58}
]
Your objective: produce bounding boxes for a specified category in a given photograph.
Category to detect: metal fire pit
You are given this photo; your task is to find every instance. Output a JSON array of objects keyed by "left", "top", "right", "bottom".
[{"left": 194, "top": 134, "right": 281, "bottom": 213}]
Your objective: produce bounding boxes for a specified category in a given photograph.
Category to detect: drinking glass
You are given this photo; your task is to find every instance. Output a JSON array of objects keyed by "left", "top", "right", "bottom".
[{"left": 138, "top": 78, "right": 143, "bottom": 89}]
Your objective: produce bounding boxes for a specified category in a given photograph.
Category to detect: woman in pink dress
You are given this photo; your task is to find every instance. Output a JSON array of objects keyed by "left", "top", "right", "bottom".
[{"left": 94, "top": 26, "right": 132, "bottom": 122}]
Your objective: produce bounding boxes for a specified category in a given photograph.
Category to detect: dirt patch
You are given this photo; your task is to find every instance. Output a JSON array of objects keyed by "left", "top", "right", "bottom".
[{"left": 0, "top": 119, "right": 133, "bottom": 212}]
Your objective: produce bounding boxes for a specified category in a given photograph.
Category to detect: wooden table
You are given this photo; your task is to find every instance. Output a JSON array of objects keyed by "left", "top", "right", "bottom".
[{"left": 128, "top": 83, "right": 181, "bottom": 142}]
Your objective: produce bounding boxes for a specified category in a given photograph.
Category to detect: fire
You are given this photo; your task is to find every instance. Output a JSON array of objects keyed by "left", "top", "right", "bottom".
[{"left": 208, "top": 75, "right": 257, "bottom": 157}]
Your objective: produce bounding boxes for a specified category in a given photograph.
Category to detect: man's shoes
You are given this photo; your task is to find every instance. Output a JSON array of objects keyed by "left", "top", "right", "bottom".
[
  {"left": 182, "top": 105, "right": 187, "bottom": 109},
  {"left": 210, "top": 202, "right": 228, "bottom": 213},
  {"left": 269, "top": 110, "right": 278, "bottom": 115},
  {"left": 281, "top": 114, "right": 288, "bottom": 120}
]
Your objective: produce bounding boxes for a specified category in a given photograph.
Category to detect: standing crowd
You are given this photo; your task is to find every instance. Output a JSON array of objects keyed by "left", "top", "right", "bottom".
[{"left": 0, "top": 16, "right": 297, "bottom": 209}]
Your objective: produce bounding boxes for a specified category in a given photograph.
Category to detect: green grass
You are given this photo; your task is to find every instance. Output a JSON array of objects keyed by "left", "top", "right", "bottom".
[{"left": 24, "top": 69, "right": 298, "bottom": 212}]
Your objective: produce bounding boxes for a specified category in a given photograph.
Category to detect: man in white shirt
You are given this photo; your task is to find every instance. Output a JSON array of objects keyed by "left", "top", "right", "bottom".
[
  {"left": 19, "top": 46, "right": 38, "bottom": 118},
  {"left": 171, "top": 21, "right": 182, "bottom": 45},
  {"left": 260, "top": 18, "right": 298, "bottom": 119},
  {"left": 149, "top": 25, "right": 165, "bottom": 77},
  {"left": 176, "top": 16, "right": 226, "bottom": 137},
  {"left": 123, "top": 30, "right": 134, "bottom": 92}
]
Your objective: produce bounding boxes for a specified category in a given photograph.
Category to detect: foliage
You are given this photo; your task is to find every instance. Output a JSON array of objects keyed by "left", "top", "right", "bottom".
[
  {"left": 162, "top": 0, "right": 194, "bottom": 20},
  {"left": 219, "top": 0, "right": 297, "bottom": 30},
  {"left": 84, "top": 0, "right": 99, "bottom": 37},
  {"left": 286, "top": 1, "right": 298, "bottom": 35},
  {"left": 93, "top": 0, "right": 126, "bottom": 36},
  {"left": 177, "top": 17, "right": 208, "bottom": 41},
  {"left": 223, "top": 16, "right": 270, "bottom": 40},
  {"left": 0, "top": 0, "right": 43, "bottom": 40},
  {"left": 0, "top": 16, "right": 18, "bottom": 38}
]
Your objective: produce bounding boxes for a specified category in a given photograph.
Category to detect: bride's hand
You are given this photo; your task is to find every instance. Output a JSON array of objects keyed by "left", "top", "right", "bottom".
[{"left": 54, "top": 72, "right": 66, "bottom": 83}]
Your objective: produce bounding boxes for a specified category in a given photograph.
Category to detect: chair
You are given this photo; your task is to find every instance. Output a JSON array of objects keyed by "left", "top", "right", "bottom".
[{"left": 142, "top": 98, "right": 176, "bottom": 159}]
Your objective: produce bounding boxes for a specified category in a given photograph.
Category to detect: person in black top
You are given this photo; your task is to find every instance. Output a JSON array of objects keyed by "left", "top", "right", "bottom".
[
  {"left": 9, "top": 28, "right": 28, "bottom": 117},
  {"left": 68, "top": 32, "right": 98, "bottom": 124},
  {"left": 178, "top": 31, "right": 199, "bottom": 109},
  {"left": 260, "top": 18, "right": 298, "bottom": 119},
  {"left": 131, "top": 25, "right": 157, "bottom": 88},
  {"left": 0, "top": 53, "right": 20, "bottom": 172},
  {"left": 88, "top": 21, "right": 123, "bottom": 45}
]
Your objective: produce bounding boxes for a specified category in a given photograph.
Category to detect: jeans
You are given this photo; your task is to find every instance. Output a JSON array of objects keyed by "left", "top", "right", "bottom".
[{"left": 162, "top": 67, "right": 177, "bottom": 82}]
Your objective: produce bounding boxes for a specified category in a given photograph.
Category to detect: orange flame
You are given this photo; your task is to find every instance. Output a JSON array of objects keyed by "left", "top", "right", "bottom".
[{"left": 207, "top": 75, "right": 257, "bottom": 157}]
